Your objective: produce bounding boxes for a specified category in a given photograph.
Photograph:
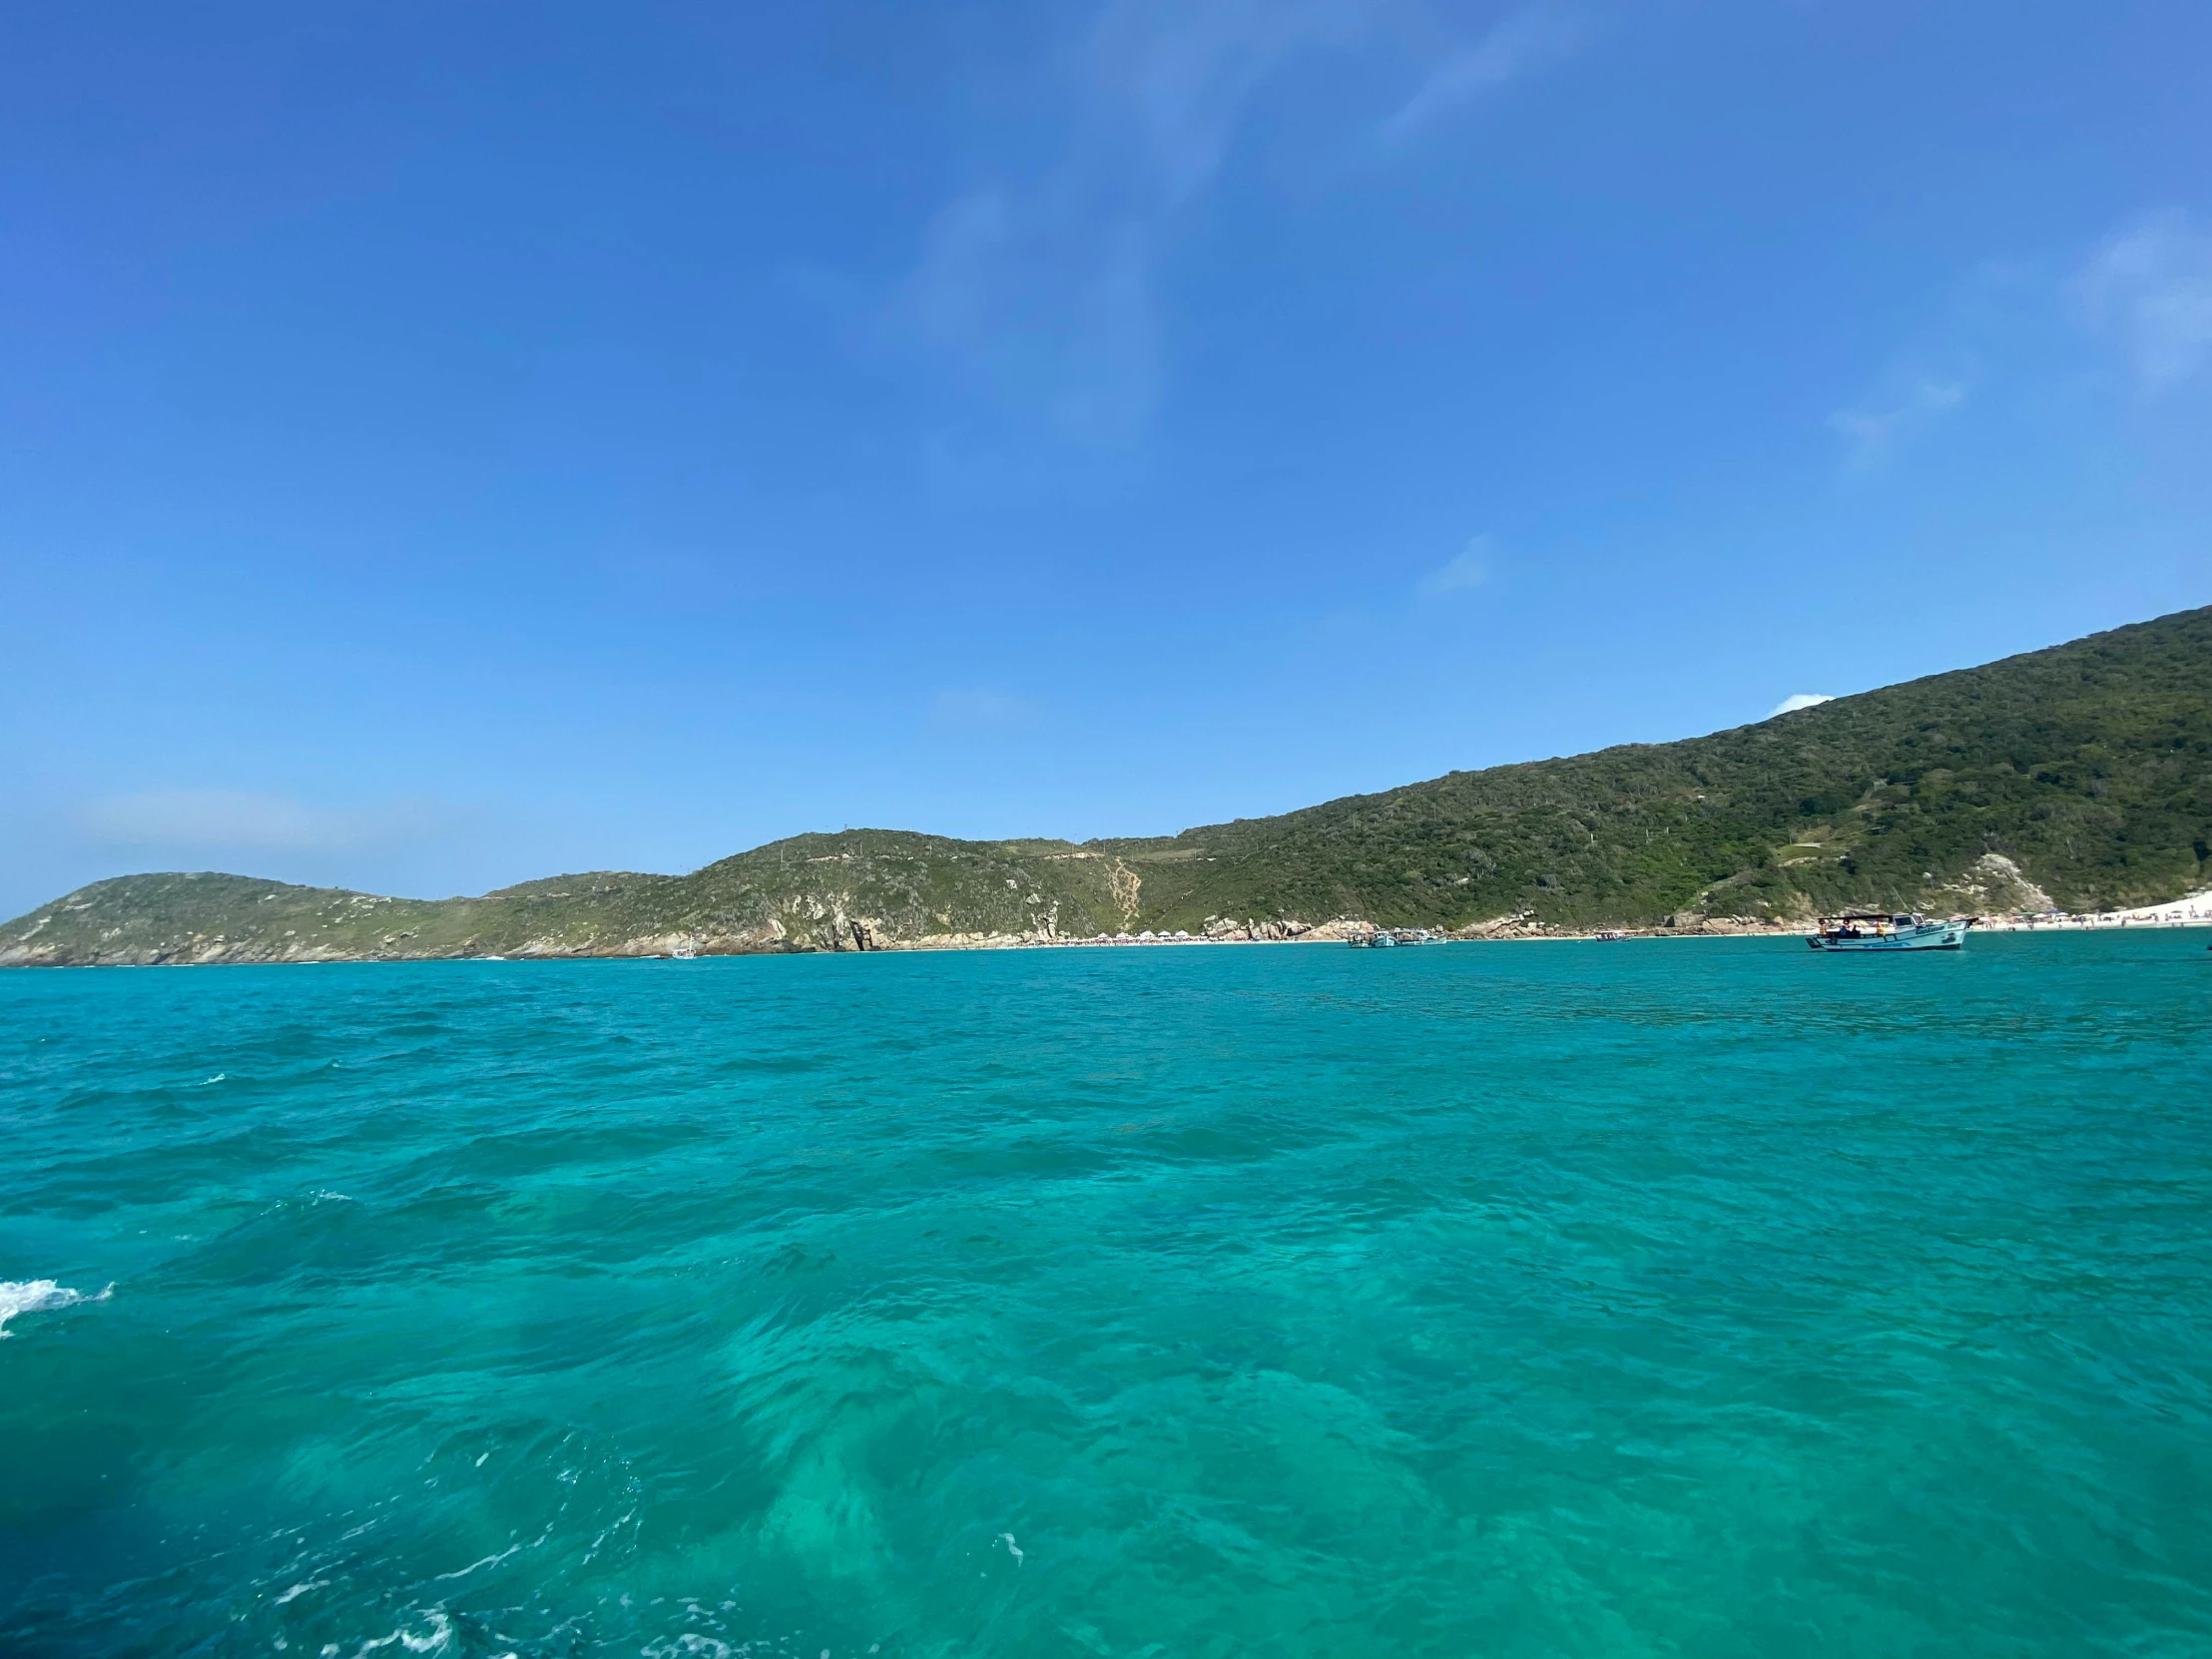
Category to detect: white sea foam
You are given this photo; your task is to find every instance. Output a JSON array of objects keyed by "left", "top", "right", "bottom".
[
  {"left": 997, "top": 1531, "right": 1024, "bottom": 1566},
  {"left": 431, "top": 1541, "right": 520, "bottom": 1581},
  {"left": 347, "top": 1610, "right": 451, "bottom": 1657},
  {"left": 0, "top": 1280, "right": 111, "bottom": 1338},
  {"left": 638, "top": 1637, "right": 732, "bottom": 1659}
]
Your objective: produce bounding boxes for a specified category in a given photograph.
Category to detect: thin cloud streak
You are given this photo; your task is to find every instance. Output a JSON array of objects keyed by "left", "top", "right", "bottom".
[
  {"left": 1417, "top": 536, "right": 1493, "bottom": 597},
  {"left": 1381, "top": 7, "right": 1583, "bottom": 145},
  {"left": 1829, "top": 371, "right": 1970, "bottom": 468},
  {"left": 1082, "top": 0, "right": 1367, "bottom": 205},
  {"left": 893, "top": 192, "right": 1160, "bottom": 446},
  {"left": 886, "top": 0, "right": 1355, "bottom": 447},
  {"left": 885, "top": 0, "right": 1588, "bottom": 446}
]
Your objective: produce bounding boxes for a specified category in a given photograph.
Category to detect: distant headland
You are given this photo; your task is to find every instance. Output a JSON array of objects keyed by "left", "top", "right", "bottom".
[{"left": 7, "top": 606, "right": 2210, "bottom": 967}]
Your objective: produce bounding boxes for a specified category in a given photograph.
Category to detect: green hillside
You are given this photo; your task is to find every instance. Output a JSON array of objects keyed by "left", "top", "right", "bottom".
[
  {"left": 0, "top": 833, "right": 1143, "bottom": 966},
  {"left": 1110, "top": 603, "right": 2212, "bottom": 931},
  {"left": 6, "top": 606, "right": 2208, "bottom": 965}
]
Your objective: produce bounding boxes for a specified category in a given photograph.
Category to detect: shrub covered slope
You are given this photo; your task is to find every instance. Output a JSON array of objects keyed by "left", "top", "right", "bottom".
[
  {"left": 1112, "top": 604, "right": 2212, "bottom": 930},
  {"left": 6, "top": 606, "right": 2207, "bottom": 963}
]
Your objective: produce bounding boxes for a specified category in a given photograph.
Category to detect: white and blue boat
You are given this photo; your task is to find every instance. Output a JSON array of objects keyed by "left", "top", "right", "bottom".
[
  {"left": 1807, "top": 912, "right": 1972, "bottom": 951},
  {"left": 1351, "top": 928, "right": 1448, "bottom": 947}
]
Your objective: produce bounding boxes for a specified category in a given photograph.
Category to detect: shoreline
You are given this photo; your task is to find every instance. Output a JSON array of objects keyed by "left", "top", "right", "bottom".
[{"left": 11, "top": 898, "right": 2212, "bottom": 970}]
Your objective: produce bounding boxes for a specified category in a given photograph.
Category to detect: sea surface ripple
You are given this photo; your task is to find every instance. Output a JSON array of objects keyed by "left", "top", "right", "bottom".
[{"left": 3, "top": 933, "right": 2209, "bottom": 1656}]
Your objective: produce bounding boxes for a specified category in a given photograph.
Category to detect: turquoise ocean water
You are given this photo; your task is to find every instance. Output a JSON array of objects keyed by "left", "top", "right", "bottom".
[{"left": 3, "top": 932, "right": 2209, "bottom": 1657}]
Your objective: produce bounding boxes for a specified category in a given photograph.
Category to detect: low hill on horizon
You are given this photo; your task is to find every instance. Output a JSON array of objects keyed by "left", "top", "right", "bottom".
[{"left": 8, "top": 605, "right": 2209, "bottom": 965}]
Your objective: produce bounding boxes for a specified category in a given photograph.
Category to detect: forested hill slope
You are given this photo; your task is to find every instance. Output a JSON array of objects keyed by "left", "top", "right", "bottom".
[
  {"left": 1107, "top": 603, "right": 2212, "bottom": 932},
  {"left": 5, "top": 606, "right": 2208, "bottom": 964}
]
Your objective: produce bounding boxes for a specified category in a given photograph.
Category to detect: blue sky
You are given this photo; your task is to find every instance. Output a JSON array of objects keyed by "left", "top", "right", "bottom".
[{"left": 3, "top": 0, "right": 2208, "bottom": 914}]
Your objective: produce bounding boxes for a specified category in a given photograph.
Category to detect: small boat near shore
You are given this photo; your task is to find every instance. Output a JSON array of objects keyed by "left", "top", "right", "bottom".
[
  {"left": 1350, "top": 928, "right": 1447, "bottom": 948},
  {"left": 1808, "top": 912, "right": 1972, "bottom": 952}
]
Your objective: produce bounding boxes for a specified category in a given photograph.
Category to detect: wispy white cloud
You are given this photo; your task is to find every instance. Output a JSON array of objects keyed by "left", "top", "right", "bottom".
[
  {"left": 894, "top": 192, "right": 1160, "bottom": 446},
  {"left": 1829, "top": 369, "right": 1970, "bottom": 467},
  {"left": 886, "top": 1, "right": 1586, "bottom": 446},
  {"left": 1083, "top": 0, "right": 1365, "bottom": 205},
  {"left": 2075, "top": 210, "right": 2212, "bottom": 389},
  {"left": 1417, "top": 535, "right": 1492, "bottom": 597},
  {"left": 1380, "top": 7, "right": 1583, "bottom": 145},
  {"left": 1767, "top": 693, "right": 1835, "bottom": 718},
  {"left": 76, "top": 790, "right": 444, "bottom": 853},
  {"left": 887, "top": 0, "right": 1354, "bottom": 447}
]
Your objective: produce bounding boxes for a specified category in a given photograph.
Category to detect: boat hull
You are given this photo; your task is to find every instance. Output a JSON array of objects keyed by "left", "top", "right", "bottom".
[{"left": 1808, "top": 919, "right": 1970, "bottom": 951}]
